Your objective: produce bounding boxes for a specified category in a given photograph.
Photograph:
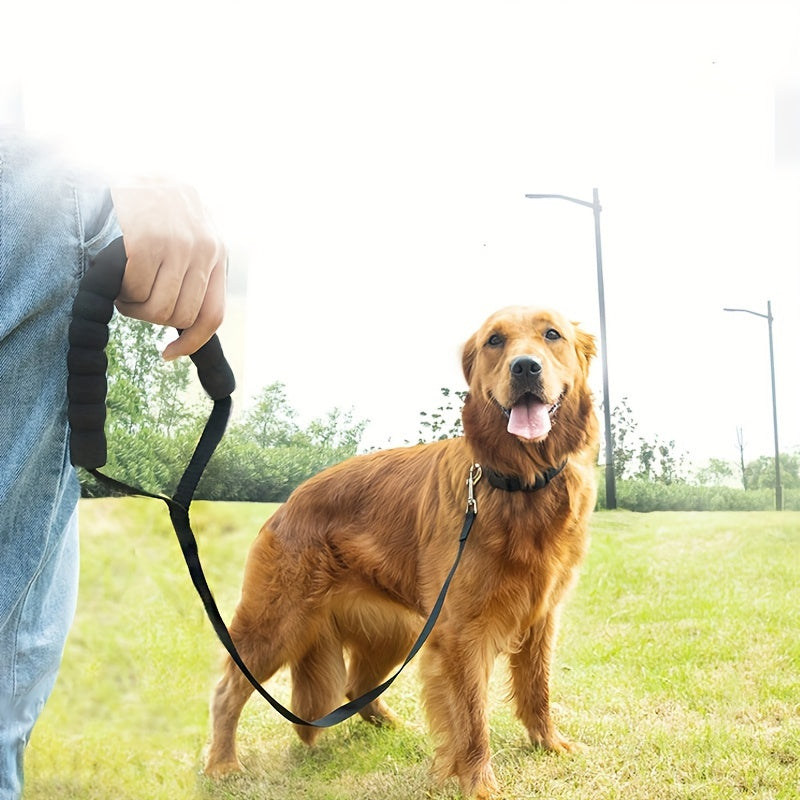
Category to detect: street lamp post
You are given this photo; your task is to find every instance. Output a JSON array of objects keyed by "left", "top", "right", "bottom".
[
  {"left": 723, "top": 301, "right": 782, "bottom": 510},
  {"left": 525, "top": 188, "right": 616, "bottom": 509}
]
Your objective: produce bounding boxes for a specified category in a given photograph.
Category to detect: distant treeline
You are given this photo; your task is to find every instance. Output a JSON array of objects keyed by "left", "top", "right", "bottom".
[
  {"left": 79, "top": 320, "right": 799, "bottom": 511},
  {"left": 596, "top": 480, "right": 798, "bottom": 512},
  {"left": 78, "top": 317, "right": 366, "bottom": 503}
]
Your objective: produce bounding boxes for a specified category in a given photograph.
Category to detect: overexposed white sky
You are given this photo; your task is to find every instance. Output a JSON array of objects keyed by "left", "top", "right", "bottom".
[{"left": 4, "top": 0, "right": 799, "bottom": 465}]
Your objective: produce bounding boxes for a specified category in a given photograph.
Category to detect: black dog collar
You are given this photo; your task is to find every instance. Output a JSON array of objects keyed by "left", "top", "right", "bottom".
[{"left": 484, "top": 460, "right": 568, "bottom": 492}]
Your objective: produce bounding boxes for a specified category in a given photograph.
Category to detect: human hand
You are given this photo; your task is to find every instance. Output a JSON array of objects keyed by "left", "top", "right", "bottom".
[{"left": 110, "top": 180, "right": 227, "bottom": 360}]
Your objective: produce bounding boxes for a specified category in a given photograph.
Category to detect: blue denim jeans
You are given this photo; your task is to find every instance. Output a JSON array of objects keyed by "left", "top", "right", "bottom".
[{"left": 0, "top": 132, "right": 120, "bottom": 799}]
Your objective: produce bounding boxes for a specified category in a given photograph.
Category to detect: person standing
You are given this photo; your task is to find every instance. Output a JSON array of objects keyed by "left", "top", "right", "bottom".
[{"left": 0, "top": 130, "right": 227, "bottom": 800}]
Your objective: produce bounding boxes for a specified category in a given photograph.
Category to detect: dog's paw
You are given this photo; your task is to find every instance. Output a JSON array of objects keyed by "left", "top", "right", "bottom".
[
  {"left": 359, "top": 698, "right": 402, "bottom": 728},
  {"left": 203, "top": 758, "right": 243, "bottom": 779},
  {"left": 431, "top": 753, "right": 500, "bottom": 799},
  {"left": 454, "top": 762, "right": 500, "bottom": 799},
  {"left": 531, "top": 727, "right": 587, "bottom": 755}
]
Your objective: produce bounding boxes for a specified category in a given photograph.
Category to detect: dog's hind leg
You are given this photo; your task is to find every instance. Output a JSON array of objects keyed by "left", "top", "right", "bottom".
[
  {"left": 204, "top": 628, "right": 288, "bottom": 776},
  {"left": 290, "top": 625, "right": 347, "bottom": 746},
  {"left": 205, "top": 530, "right": 321, "bottom": 776},
  {"left": 341, "top": 604, "right": 417, "bottom": 727}
]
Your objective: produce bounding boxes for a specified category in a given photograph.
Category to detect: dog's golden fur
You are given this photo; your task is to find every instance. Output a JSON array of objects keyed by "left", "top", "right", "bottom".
[{"left": 205, "top": 306, "right": 598, "bottom": 798}]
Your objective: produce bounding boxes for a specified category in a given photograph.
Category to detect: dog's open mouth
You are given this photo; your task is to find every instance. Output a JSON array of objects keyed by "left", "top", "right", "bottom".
[{"left": 498, "top": 393, "right": 562, "bottom": 441}]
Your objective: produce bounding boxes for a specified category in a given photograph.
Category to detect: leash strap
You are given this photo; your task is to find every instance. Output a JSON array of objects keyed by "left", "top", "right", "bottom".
[
  {"left": 87, "top": 424, "right": 478, "bottom": 728},
  {"left": 68, "top": 239, "right": 479, "bottom": 728},
  {"left": 212, "top": 503, "right": 478, "bottom": 728}
]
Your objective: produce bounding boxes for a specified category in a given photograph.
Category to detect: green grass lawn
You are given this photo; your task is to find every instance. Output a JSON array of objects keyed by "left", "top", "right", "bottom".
[{"left": 24, "top": 501, "right": 800, "bottom": 799}]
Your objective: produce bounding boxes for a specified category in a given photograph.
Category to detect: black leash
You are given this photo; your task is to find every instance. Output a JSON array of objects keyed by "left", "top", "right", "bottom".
[{"left": 67, "top": 238, "right": 481, "bottom": 727}]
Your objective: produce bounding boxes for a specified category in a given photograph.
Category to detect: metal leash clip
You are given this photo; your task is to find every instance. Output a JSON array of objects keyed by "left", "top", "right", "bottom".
[{"left": 466, "top": 463, "right": 482, "bottom": 515}]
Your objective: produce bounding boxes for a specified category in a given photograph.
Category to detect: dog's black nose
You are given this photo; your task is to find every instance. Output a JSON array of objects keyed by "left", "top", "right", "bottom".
[{"left": 510, "top": 356, "right": 543, "bottom": 376}]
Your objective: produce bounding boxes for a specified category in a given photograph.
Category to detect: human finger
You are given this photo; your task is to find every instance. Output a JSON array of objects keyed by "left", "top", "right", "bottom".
[{"left": 161, "top": 253, "right": 227, "bottom": 360}]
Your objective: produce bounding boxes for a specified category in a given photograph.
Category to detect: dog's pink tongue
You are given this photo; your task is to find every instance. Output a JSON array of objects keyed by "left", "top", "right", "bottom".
[{"left": 507, "top": 396, "right": 551, "bottom": 440}]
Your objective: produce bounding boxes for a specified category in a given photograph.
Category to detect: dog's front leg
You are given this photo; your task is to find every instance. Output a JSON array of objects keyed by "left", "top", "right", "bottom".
[
  {"left": 509, "top": 609, "right": 585, "bottom": 753},
  {"left": 420, "top": 633, "right": 499, "bottom": 799}
]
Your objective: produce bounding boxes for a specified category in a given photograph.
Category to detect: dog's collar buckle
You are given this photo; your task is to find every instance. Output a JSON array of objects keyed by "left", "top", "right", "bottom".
[{"left": 484, "top": 460, "right": 568, "bottom": 493}]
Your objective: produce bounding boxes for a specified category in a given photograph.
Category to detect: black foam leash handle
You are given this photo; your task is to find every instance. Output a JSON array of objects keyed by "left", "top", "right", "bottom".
[
  {"left": 67, "top": 237, "right": 235, "bottom": 468},
  {"left": 184, "top": 329, "right": 236, "bottom": 402}
]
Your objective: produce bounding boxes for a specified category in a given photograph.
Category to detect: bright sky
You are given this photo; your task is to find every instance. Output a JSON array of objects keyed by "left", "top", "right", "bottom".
[{"left": 4, "top": 0, "right": 799, "bottom": 467}]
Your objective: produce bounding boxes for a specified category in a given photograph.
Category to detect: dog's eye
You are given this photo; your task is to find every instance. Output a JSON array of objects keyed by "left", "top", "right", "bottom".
[
  {"left": 544, "top": 329, "right": 561, "bottom": 341},
  {"left": 486, "top": 333, "right": 505, "bottom": 348}
]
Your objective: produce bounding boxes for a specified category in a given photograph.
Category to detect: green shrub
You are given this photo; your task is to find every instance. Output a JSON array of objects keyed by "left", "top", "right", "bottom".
[{"left": 597, "top": 479, "right": 798, "bottom": 512}]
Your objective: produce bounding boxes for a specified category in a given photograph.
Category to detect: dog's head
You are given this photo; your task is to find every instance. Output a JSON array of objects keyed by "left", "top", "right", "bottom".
[{"left": 461, "top": 307, "right": 597, "bottom": 463}]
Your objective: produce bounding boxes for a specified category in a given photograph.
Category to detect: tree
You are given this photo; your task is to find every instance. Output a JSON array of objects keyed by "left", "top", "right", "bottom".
[
  {"left": 743, "top": 453, "right": 800, "bottom": 491},
  {"left": 694, "top": 458, "right": 736, "bottom": 487},
  {"left": 609, "top": 397, "right": 687, "bottom": 484},
  {"left": 736, "top": 427, "right": 748, "bottom": 489},
  {"left": 199, "top": 386, "right": 368, "bottom": 502},
  {"left": 105, "top": 315, "right": 192, "bottom": 435},
  {"left": 307, "top": 407, "right": 368, "bottom": 453},
  {"left": 608, "top": 396, "right": 638, "bottom": 479},
  {"left": 238, "top": 382, "right": 302, "bottom": 448},
  {"left": 77, "top": 315, "right": 198, "bottom": 496},
  {"left": 417, "top": 387, "right": 466, "bottom": 443},
  {"left": 83, "top": 318, "right": 370, "bottom": 501},
  {"left": 653, "top": 437, "right": 686, "bottom": 485},
  {"left": 236, "top": 383, "right": 367, "bottom": 455}
]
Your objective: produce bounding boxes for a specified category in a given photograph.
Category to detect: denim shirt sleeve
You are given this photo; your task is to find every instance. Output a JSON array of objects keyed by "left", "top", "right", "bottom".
[{"left": 74, "top": 165, "right": 122, "bottom": 265}]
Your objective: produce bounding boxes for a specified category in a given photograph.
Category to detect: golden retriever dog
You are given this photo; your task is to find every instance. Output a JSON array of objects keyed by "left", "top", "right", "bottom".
[{"left": 204, "top": 306, "right": 598, "bottom": 798}]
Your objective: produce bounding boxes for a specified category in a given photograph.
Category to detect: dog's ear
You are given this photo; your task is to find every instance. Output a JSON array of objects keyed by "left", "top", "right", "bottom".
[
  {"left": 461, "top": 334, "right": 478, "bottom": 384},
  {"left": 573, "top": 323, "right": 597, "bottom": 374}
]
